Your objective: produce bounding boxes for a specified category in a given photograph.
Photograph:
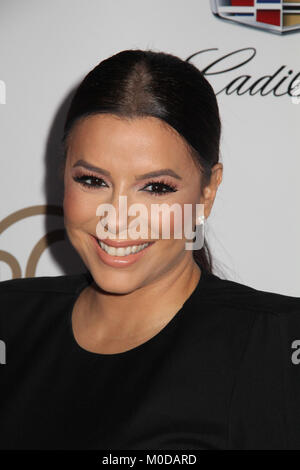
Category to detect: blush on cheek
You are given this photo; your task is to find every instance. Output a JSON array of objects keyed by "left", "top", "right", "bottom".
[{"left": 63, "top": 186, "right": 93, "bottom": 226}]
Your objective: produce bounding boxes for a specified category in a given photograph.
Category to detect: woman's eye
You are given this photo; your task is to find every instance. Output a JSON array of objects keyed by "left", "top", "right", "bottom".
[
  {"left": 73, "top": 175, "right": 177, "bottom": 195},
  {"left": 73, "top": 175, "right": 107, "bottom": 189},
  {"left": 141, "top": 181, "right": 178, "bottom": 196}
]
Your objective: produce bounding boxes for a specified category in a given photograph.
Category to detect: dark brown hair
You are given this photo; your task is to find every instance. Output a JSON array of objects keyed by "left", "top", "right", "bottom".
[{"left": 62, "top": 49, "right": 222, "bottom": 274}]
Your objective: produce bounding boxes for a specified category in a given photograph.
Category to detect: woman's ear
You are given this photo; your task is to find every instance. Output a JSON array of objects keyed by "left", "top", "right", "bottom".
[{"left": 201, "top": 163, "right": 223, "bottom": 219}]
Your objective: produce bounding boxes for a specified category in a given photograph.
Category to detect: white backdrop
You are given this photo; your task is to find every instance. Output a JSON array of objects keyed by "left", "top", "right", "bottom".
[{"left": 0, "top": 0, "right": 299, "bottom": 296}]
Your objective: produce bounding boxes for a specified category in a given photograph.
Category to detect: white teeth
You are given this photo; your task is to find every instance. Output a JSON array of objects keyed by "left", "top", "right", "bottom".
[
  {"left": 124, "top": 246, "right": 132, "bottom": 256},
  {"left": 98, "top": 240, "right": 150, "bottom": 256}
]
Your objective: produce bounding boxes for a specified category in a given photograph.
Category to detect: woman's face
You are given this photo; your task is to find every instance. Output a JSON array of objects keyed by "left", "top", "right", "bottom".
[{"left": 63, "top": 114, "right": 209, "bottom": 294}]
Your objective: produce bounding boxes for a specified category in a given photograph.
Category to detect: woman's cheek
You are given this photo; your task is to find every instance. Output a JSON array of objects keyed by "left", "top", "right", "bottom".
[{"left": 63, "top": 185, "right": 92, "bottom": 226}]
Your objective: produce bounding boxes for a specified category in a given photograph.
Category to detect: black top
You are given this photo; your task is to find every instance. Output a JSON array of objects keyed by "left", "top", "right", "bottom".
[{"left": 0, "top": 267, "right": 300, "bottom": 450}]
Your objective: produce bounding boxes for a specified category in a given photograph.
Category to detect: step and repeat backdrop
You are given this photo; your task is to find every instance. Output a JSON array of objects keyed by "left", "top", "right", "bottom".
[{"left": 0, "top": 0, "right": 299, "bottom": 295}]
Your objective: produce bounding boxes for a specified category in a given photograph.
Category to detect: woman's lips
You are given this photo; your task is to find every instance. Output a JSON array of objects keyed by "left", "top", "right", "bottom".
[{"left": 90, "top": 235, "right": 155, "bottom": 268}]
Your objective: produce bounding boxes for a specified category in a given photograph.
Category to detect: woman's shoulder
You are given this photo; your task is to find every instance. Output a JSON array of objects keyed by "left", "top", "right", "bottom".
[
  {"left": 0, "top": 272, "right": 92, "bottom": 332},
  {"left": 0, "top": 271, "right": 91, "bottom": 295},
  {"left": 0, "top": 272, "right": 92, "bottom": 319},
  {"left": 213, "top": 274, "right": 300, "bottom": 449},
  {"left": 202, "top": 270, "right": 300, "bottom": 318}
]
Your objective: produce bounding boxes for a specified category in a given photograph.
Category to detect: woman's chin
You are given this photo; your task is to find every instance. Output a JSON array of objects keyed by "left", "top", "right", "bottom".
[{"left": 88, "top": 270, "right": 145, "bottom": 296}]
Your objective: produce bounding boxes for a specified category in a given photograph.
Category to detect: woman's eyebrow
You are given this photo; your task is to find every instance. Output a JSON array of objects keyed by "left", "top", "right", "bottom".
[
  {"left": 72, "top": 160, "right": 111, "bottom": 176},
  {"left": 135, "top": 169, "right": 182, "bottom": 180},
  {"left": 72, "top": 159, "right": 182, "bottom": 180}
]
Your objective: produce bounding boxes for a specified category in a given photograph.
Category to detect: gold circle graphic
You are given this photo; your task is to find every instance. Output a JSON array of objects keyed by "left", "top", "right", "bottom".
[{"left": 0, "top": 205, "right": 64, "bottom": 279}]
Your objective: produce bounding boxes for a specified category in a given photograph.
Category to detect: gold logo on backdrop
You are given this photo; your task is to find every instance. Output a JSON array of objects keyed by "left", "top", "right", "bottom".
[{"left": 0, "top": 205, "right": 64, "bottom": 279}]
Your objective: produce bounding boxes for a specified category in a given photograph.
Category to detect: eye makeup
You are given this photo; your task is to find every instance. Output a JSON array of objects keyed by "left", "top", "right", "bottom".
[{"left": 72, "top": 171, "right": 179, "bottom": 196}]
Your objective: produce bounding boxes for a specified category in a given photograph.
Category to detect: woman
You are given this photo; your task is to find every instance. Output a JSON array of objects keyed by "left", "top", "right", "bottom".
[{"left": 0, "top": 49, "right": 300, "bottom": 450}]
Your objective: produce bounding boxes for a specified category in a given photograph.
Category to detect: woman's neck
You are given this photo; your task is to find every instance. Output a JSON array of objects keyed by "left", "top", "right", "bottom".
[{"left": 73, "top": 257, "right": 201, "bottom": 345}]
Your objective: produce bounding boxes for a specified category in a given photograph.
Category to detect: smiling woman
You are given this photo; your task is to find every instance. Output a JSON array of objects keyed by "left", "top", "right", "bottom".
[
  {"left": 62, "top": 114, "right": 214, "bottom": 284},
  {"left": 1, "top": 49, "right": 300, "bottom": 451},
  {"left": 61, "top": 50, "right": 222, "bottom": 277}
]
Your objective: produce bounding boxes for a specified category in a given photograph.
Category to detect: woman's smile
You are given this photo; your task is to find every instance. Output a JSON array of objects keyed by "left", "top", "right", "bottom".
[{"left": 90, "top": 234, "right": 156, "bottom": 267}]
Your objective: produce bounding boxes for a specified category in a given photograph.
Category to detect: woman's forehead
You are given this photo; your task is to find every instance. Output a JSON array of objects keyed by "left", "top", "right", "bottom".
[{"left": 66, "top": 114, "right": 195, "bottom": 171}]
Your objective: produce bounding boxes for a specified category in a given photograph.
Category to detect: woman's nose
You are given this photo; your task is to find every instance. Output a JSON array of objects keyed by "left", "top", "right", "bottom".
[{"left": 95, "top": 191, "right": 146, "bottom": 239}]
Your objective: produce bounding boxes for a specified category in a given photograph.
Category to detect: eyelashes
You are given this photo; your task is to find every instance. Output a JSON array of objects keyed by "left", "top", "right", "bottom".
[
  {"left": 73, "top": 175, "right": 106, "bottom": 189},
  {"left": 72, "top": 174, "right": 178, "bottom": 196},
  {"left": 142, "top": 180, "right": 178, "bottom": 196}
]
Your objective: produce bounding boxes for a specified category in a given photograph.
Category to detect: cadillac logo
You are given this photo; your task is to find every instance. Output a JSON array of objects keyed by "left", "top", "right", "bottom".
[{"left": 210, "top": 0, "right": 300, "bottom": 34}]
